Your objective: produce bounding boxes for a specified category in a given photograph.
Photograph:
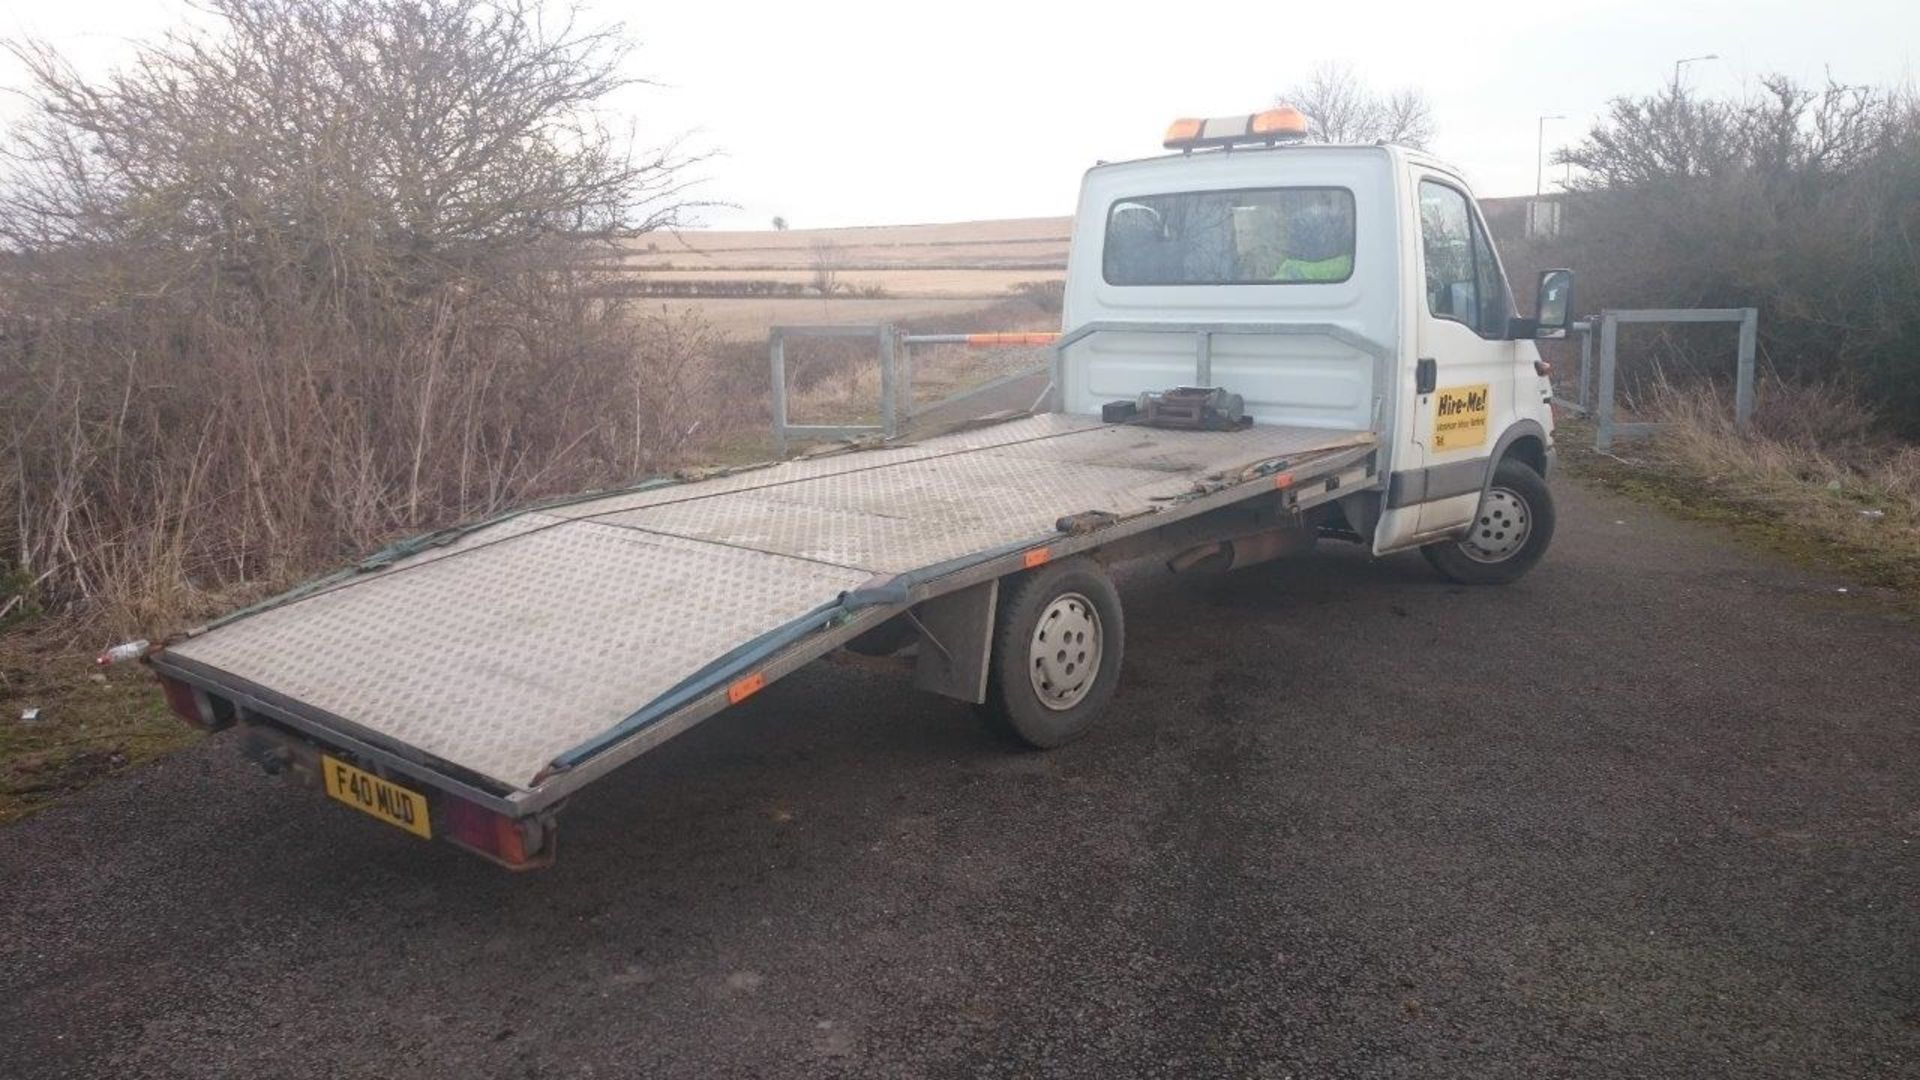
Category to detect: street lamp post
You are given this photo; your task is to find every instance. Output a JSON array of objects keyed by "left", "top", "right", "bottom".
[
  {"left": 1672, "top": 53, "right": 1719, "bottom": 89},
  {"left": 1536, "top": 114, "right": 1566, "bottom": 199}
]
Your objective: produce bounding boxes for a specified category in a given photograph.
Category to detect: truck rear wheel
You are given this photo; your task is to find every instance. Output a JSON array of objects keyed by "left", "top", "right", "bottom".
[
  {"left": 1422, "top": 457, "right": 1556, "bottom": 585},
  {"left": 979, "top": 558, "right": 1125, "bottom": 749}
]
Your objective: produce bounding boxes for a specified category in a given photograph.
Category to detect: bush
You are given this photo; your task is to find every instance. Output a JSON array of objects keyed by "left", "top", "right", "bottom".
[
  {"left": 1530, "top": 77, "right": 1920, "bottom": 437},
  {"left": 1011, "top": 279, "right": 1065, "bottom": 314}
]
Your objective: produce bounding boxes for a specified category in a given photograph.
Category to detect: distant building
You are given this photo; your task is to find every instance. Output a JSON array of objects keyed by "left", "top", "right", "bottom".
[{"left": 1479, "top": 194, "right": 1570, "bottom": 243}]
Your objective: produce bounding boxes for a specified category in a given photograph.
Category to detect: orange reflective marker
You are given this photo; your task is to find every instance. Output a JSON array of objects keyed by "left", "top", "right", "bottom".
[
  {"left": 727, "top": 672, "right": 766, "bottom": 705},
  {"left": 1272, "top": 472, "right": 1295, "bottom": 490},
  {"left": 1023, "top": 547, "right": 1052, "bottom": 569}
]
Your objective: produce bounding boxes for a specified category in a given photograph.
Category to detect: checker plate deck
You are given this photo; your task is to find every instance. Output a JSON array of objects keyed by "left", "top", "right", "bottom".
[{"left": 168, "top": 415, "right": 1373, "bottom": 790}]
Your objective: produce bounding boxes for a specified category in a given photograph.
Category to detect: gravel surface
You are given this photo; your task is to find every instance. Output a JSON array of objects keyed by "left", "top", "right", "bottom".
[{"left": 2, "top": 479, "right": 1915, "bottom": 1079}]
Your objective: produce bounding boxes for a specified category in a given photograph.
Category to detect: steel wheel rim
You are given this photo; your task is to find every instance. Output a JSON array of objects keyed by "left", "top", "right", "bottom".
[
  {"left": 1028, "top": 592, "right": 1103, "bottom": 711},
  {"left": 1459, "top": 486, "right": 1532, "bottom": 563}
]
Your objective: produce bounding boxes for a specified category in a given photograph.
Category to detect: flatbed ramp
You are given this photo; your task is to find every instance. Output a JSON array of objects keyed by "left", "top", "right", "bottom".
[{"left": 164, "top": 415, "right": 1373, "bottom": 795}]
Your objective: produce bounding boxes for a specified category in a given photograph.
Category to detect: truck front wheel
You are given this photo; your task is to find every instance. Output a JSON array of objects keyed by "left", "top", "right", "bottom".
[
  {"left": 979, "top": 558, "right": 1125, "bottom": 749},
  {"left": 1421, "top": 457, "right": 1556, "bottom": 585}
]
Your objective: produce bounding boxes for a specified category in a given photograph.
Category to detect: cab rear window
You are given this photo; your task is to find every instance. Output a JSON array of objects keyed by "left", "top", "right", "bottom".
[{"left": 1102, "top": 187, "right": 1355, "bottom": 286}]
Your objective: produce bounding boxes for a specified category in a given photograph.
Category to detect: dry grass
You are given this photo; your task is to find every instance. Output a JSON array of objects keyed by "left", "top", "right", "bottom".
[
  {"left": 1575, "top": 377, "right": 1920, "bottom": 605},
  {"left": 788, "top": 359, "right": 889, "bottom": 426},
  {"left": 0, "top": 625, "right": 199, "bottom": 823},
  {"left": 1643, "top": 375, "right": 1918, "bottom": 500}
]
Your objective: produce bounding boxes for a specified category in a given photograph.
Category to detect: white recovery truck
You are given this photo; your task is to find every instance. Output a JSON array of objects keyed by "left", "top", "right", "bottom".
[{"left": 145, "top": 108, "right": 1574, "bottom": 868}]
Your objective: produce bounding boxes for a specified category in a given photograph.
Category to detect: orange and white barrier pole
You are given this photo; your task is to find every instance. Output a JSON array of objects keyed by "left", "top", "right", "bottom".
[{"left": 899, "top": 332, "right": 1060, "bottom": 347}]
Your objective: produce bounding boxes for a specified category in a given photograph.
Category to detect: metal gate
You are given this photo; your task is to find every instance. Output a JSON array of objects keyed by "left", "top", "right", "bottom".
[
  {"left": 769, "top": 324, "right": 1055, "bottom": 454},
  {"left": 1553, "top": 307, "right": 1758, "bottom": 451}
]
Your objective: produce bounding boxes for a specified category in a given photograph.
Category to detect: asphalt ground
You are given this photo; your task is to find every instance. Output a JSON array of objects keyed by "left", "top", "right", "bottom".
[{"left": 2, "top": 478, "right": 1915, "bottom": 1079}]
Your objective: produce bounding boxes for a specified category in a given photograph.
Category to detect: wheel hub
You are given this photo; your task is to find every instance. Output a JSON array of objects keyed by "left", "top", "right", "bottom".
[
  {"left": 1028, "top": 592, "right": 1103, "bottom": 711},
  {"left": 1460, "top": 486, "right": 1532, "bottom": 563}
]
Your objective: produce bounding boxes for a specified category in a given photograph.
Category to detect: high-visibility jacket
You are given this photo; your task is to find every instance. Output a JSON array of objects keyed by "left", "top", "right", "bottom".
[{"left": 1272, "top": 254, "right": 1352, "bottom": 282}]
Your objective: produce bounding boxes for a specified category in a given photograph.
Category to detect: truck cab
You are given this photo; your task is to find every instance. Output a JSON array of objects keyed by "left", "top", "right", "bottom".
[{"left": 1056, "top": 108, "right": 1571, "bottom": 578}]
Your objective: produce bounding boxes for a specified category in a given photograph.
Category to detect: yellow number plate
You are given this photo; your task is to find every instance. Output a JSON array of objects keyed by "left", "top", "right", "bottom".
[
  {"left": 1433, "top": 383, "right": 1490, "bottom": 450},
  {"left": 321, "top": 754, "right": 431, "bottom": 839}
]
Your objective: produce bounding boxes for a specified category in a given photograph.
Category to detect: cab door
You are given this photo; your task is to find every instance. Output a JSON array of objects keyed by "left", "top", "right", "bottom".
[{"left": 1408, "top": 176, "right": 1518, "bottom": 536}]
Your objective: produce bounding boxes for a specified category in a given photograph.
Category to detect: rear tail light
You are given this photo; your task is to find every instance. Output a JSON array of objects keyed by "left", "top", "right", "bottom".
[
  {"left": 1534, "top": 360, "right": 1552, "bottom": 377},
  {"left": 155, "top": 673, "right": 237, "bottom": 730},
  {"left": 157, "top": 674, "right": 203, "bottom": 724},
  {"left": 442, "top": 797, "right": 551, "bottom": 870}
]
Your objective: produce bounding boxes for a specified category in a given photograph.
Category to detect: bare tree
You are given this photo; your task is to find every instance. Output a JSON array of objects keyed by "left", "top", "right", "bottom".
[
  {"left": 1555, "top": 76, "right": 1894, "bottom": 189},
  {"left": 1376, "top": 87, "right": 1439, "bottom": 149},
  {"left": 0, "top": 0, "right": 718, "bottom": 622},
  {"left": 771, "top": 215, "right": 789, "bottom": 231},
  {"left": 809, "top": 237, "right": 843, "bottom": 296},
  {"left": 0, "top": 0, "right": 700, "bottom": 295},
  {"left": 1279, "top": 63, "right": 1436, "bottom": 149}
]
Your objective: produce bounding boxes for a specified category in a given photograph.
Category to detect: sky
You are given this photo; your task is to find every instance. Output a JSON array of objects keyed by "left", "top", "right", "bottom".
[{"left": 3, "top": 0, "right": 1916, "bottom": 229}]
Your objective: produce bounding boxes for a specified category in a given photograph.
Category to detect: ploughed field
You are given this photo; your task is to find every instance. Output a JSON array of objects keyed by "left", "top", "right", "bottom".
[{"left": 605, "top": 217, "right": 1070, "bottom": 335}]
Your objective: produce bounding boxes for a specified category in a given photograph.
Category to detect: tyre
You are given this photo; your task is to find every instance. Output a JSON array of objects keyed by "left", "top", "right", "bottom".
[
  {"left": 1421, "top": 457, "right": 1556, "bottom": 585},
  {"left": 979, "top": 558, "right": 1125, "bottom": 749}
]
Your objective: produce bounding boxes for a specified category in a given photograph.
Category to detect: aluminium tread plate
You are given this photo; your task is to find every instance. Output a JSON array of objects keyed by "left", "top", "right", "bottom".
[
  {"left": 168, "top": 417, "right": 1372, "bottom": 791},
  {"left": 537, "top": 413, "right": 1103, "bottom": 521}
]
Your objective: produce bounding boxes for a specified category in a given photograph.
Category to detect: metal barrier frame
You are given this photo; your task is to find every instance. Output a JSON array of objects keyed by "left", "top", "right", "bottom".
[
  {"left": 1549, "top": 319, "right": 1597, "bottom": 416},
  {"left": 1591, "top": 308, "right": 1758, "bottom": 451},
  {"left": 897, "top": 333, "right": 1052, "bottom": 423},
  {"left": 771, "top": 326, "right": 1059, "bottom": 454},
  {"left": 769, "top": 324, "right": 897, "bottom": 455}
]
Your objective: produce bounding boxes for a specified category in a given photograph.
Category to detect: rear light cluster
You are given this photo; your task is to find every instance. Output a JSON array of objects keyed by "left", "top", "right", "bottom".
[
  {"left": 156, "top": 673, "right": 234, "bottom": 731},
  {"left": 442, "top": 797, "right": 552, "bottom": 870},
  {"left": 158, "top": 674, "right": 203, "bottom": 724},
  {"left": 153, "top": 661, "right": 552, "bottom": 869}
]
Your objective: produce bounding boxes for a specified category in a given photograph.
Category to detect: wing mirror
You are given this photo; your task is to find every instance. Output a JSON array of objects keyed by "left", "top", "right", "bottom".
[
  {"left": 1533, "top": 268, "right": 1573, "bottom": 337},
  {"left": 1506, "top": 268, "right": 1574, "bottom": 340}
]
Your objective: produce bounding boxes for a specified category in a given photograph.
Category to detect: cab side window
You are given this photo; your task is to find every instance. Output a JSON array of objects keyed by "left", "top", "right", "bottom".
[
  {"left": 1419, "top": 181, "right": 1477, "bottom": 327},
  {"left": 1469, "top": 207, "right": 1511, "bottom": 336},
  {"left": 1418, "top": 179, "right": 1512, "bottom": 339}
]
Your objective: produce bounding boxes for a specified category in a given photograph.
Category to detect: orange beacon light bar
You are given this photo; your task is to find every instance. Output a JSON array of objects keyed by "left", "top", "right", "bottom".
[{"left": 1164, "top": 106, "right": 1311, "bottom": 150}]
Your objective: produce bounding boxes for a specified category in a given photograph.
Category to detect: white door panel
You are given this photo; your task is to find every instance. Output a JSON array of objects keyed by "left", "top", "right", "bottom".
[{"left": 1410, "top": 176, "right": 1519, "bottom": 535}]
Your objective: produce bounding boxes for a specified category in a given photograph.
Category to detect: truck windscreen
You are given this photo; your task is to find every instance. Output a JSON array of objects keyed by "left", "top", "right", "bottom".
[{"left": 1102, "top": 187, "right": 1355, "bottom": 287}]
